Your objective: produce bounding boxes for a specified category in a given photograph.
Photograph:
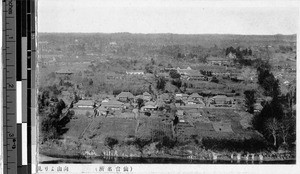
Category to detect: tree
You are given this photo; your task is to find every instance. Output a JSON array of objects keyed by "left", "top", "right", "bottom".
[
  {"left": 265, "top": 117, "right": 279, "bottom": 147},
  {"left": 171, "top": 79, "right": 182, "bottom": 89},
  {"left": 145, "top": 63, "right": 154, "bottom": 74},
  {"left": 150, "top": 58, "right": 155, "bottom": 65},
  {"left": 104, "top": 137, "right": 119, "bottom": 151},
  {"left": 133, "top": 137, "right": 151, "bottom": 156},
  {"left": 137, "top": 98, "right": 144, "bottom": 111},
  {"left": 169, "top": 70, "right": 181, "bottom": 79},
  {"left": 211, "top": 76, "right": 219, "bottom": 83},
  {"left": 279, "top": 115, "right": 295, "bottom": 145},
  {"left": 89, "top": 79, "right": 94, "bottom": 86},
  {"left": 244, "top": 90, "right": 255, "bottom": 114},
  {"left": 156, "top": 76, "right": 166, "bottom": 92}
]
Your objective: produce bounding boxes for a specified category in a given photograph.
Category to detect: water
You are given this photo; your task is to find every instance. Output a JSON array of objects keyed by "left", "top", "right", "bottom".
[{"left": 40, "top": 156, "right": 296, "bottom": 164}]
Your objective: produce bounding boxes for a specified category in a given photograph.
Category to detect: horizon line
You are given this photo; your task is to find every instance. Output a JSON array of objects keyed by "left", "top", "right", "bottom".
[{"left": 38, "top": 32, "right": 297, "bottom": 36}]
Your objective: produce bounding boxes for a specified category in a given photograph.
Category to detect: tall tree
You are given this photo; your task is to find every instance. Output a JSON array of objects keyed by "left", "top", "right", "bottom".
[
  {"left": 169, "top": 70, "right": 181, "bottom": 79},
  {"left": 265, "top": 118, "right": 279, "bottom": 147},
  {"left": 156, "top": 76, "right": 166, "bottom": 92},
  {"left": 244, "top": 90, "right": 256, "bottom": 114}
]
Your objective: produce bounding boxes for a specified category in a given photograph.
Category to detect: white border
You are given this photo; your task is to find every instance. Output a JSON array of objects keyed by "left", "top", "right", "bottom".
[{"left": 0, "top": 0, "right": 297, "bottom": 174}]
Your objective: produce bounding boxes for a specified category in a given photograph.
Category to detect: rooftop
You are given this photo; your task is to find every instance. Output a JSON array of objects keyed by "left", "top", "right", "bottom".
[
  {"left": 189, "top": 93, "right": 202, "bottom": 98},
  {"left": 102, "top": 100, "right": 124, "bottom": 106}
]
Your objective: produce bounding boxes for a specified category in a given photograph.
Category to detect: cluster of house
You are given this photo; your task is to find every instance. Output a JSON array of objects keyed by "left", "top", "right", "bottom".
[
  {"left": 206, "top": 52, "right": 236, "bottom": 66},
  {"left": 71, "top": 91, "right": 239, "bottom": 118}
]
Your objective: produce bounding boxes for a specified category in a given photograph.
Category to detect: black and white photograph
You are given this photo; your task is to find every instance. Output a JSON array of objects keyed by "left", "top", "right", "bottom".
[{"left": 36, "top": 0, "right": 298, "bottom": 173}]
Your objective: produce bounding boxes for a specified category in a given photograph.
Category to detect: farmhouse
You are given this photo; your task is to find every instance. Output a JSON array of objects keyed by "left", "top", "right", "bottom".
[
  {"left": 141, "top": 101, "right": 157, "bottom": 112},
  {"left": 186, "top": 72, "right": 206, "bottom": 81},
  {"left": 116, "top": 92, "right": 135, "bottom": 102},
  {"left": 175, "top": 93, "right": 189, "bottom": 100},
  {"left": 126, "top": 70, "right": 144, "bottom": 75},
  {"left": 73, "top": 100, "right": 94, "bottom": 109},
  {"left": 101, "top": 100, "right": 124, "bottom": 110},
  {"left": 209, "top": 95, "right": 234, "bottom": 106},
  {"left": 188, "top": 93, "right": 204, "bottom": 101}
]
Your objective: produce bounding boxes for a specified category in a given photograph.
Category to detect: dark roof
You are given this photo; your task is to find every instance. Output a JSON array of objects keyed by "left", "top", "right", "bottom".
[{"left": 102, "top": 100, "right": 124, "bottom": 106}]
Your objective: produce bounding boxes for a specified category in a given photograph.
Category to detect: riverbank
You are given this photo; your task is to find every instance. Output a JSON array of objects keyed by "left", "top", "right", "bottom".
[
  {"left": 39, "top": 139, "right": 296, "bottom": 164},
  {"left": 39, "top": 153, "right": 296, "bottom": 164}
]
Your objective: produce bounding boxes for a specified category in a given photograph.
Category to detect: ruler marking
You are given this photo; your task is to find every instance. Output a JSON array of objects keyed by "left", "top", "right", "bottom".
[{"left": 3, "top": 1, "right": 35, "bottom": 174}]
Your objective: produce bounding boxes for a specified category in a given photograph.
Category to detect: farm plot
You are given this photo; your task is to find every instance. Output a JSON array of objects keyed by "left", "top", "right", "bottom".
[{"left": 176, "top": 108, "right": 261, "bottom": 140}]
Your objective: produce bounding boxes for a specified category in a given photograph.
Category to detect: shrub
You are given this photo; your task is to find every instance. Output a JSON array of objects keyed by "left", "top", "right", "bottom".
[
  {"left": 202, "top": 137, "right": 270, "bottom": 152},
  {"left": 104, "top": 137, "right": 119, "bottom": 150}
]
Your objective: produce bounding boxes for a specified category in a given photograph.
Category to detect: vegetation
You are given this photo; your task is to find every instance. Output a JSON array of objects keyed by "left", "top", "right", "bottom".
[
  {"left": 244, "top": 90, "right": 255, "bottom": 114},
  {"left": 202, "top": 137, "right": 270, "bottom": 152},
  {"left": 133, "top": 137, "right": 152, "bottom": 156},
  {"left": 252, "top": 60, "right": 296, "bottom": 149},
  {"left": 39, "top": 33, "right": 296, "bottom": 159},
  {"left": 104, "top": 137, "right": 119, "bottom": 150}
]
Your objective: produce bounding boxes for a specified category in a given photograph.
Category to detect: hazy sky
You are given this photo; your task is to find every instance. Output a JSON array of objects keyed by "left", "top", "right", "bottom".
[{"left": 38, "top": 0, "right": 299, "bottom": 35}]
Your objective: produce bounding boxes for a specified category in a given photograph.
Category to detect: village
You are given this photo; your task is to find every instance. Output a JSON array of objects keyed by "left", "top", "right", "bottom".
[{"left": 38, "top": 33, "right": 296, "bottom": 162}]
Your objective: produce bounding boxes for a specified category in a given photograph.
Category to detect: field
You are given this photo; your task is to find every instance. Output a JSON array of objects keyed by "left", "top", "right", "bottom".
[
  {"left": 176, "top": 108, "right": 261, "bottom": 141},
  {"left": 63, "top": 114, "right": 173, "bottom": 144}
]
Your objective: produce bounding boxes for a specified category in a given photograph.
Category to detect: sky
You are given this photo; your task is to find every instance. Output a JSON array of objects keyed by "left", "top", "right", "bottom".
[{"left": 33, "top": 0, "right": 300, "bottom": 35}]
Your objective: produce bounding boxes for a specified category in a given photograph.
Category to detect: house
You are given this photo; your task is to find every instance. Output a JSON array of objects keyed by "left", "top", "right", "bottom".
[
  {"left": 188, "top": 93, "right": 204, "bottom": 101},
  {"left": 143, "top": 92, "right": 152, "bottom": 101},
  {"left": 209, "top": 95, "right": 233, "bottom": 105},
  {"left": 141, "top": 101, "right": 157, "bottom": 112},
  {"left": 116, "top": 92, "right": 134, "bottom": 102},
  {"left": 179, "top": 104, "right": 203, "bottom": 109},
  {"left": 126, "top": 70, "right": 144, "bottom": 75},
  {"left": 175, "top": 93, "right": 189, "bottom": 101},
  {"left": 176, "top": 67, "right": 202, "bottom": 80},
  {"left": 73, "top": 100, "right": 94, "bottom": 109},
  {"left": 101, "top": 100, "right": 124, "bottom": 110},
  {"left": 186, "top": 99, "right": 205, "bottom": 106},
  {"left": 186, "top": 72, "right": 206, "bottom": 81}
]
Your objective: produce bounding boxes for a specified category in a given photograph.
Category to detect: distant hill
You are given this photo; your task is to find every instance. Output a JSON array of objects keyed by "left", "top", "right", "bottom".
[{"left": 39, "top": 33, "right": 296, "bottom": 49}]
